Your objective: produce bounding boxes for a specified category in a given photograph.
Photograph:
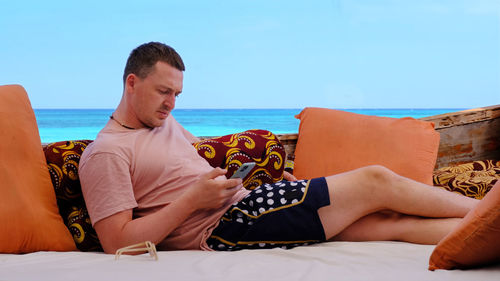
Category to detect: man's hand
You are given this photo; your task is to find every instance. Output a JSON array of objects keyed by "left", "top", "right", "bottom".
[
  {"left": 182, "top": 167, "right": 243, "bottom": 210},
  {"left": 94, "top": 167, "right": 242, "bottom": 254},
  {"left": 283, "top": 171, "right": 298, "bottom": 181}
]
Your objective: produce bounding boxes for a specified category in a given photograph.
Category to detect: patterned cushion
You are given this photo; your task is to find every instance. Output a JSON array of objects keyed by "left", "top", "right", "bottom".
[
  {"left": 433, "top": 160, "right": 500, "bottom": 199},
  {"left": 44, "top": 140, "right": 102, "bottom": 252},
  {"left": 193, "top": 130, "right": 286, "bottom": 190}
]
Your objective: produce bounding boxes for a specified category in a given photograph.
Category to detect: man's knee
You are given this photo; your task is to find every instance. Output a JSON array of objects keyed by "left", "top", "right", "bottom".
[
  {"left": 323, "top": 165, "right": 398, "bottom": 208},
  {"left": 357, "top": 165, "right": 397, "bottom": 188}
]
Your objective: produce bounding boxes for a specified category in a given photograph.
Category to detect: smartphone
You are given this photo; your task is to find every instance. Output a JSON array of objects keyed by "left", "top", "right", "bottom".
[{"left": 230, "top": 162, "right": 256, "bottom": 179}]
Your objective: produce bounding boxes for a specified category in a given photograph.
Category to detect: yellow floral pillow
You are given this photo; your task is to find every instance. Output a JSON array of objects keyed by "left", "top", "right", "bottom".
[{"left": 433, "top": 160, "right": 500, "bottom": 199}]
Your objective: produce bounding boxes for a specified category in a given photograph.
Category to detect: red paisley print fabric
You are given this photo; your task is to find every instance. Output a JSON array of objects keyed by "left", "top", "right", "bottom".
[
  {"left": 193, "top": 130, "right": 286, "bottom": 190},
  {"left": 44, "top": 140, "right": 102, "bottom": 252}
]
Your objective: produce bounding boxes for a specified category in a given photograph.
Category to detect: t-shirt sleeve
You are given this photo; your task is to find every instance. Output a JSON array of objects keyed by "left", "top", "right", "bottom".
[
  {"left": 169, "top": 115, "right": 200, "bottom": 143},
  {"left": 79, "top": 152, "right": 138, "bottom": 226},
  {"left": 183, "top": 127, "right": 200, "bottom": 144}
]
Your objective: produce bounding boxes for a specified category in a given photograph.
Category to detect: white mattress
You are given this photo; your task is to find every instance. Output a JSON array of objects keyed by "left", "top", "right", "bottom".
[{"left": 1, "top": 241, "right": 499, "bottom": 281}]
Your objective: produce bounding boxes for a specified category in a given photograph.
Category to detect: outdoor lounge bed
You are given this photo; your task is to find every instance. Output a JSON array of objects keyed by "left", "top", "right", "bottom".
[{"left": 1, "top": 84, "right": 499, "bottom": 281}]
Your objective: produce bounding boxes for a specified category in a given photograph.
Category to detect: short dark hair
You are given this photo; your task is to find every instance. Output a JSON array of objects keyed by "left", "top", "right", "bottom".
[{"left": 123, "top": 42, "right": 185, "bottom": 84}]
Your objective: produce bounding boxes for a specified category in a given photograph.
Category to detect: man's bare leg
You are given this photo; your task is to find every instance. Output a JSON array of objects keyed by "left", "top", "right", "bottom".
[
  {"left": 331, "top": 212, "right": 462, "bottom": 244},
  {"left": 317, "top": 165, "right": 478, "bottom": 241}
]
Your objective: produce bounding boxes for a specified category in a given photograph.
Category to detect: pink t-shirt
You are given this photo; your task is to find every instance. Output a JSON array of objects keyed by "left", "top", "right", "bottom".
[{"left": 79, "top": 115, "right": 249, "bottom": 250}]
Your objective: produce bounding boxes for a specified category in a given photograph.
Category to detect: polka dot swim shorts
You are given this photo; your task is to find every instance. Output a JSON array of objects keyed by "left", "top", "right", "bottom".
[{"left": 207, "top": 177, "right": 330, "bottom": 251}]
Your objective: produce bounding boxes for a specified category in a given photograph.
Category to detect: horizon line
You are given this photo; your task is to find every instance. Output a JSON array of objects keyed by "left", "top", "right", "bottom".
[{"left": 32, "top": 107, "right": 468, "bottom": 110}]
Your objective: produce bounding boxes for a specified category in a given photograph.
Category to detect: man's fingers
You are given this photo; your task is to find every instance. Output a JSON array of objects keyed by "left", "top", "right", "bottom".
[
  {"left": 200, "top": 168, "right": 242, "bottom": 192},
  {"left": 223, "top": 178, "right": 242, "bottom": 189},
  {"left": 202, "top": 167, "right": 227, "bottom": 180},
  {"left": 283, "top": 171, "right": 298, "bottom": 181}
]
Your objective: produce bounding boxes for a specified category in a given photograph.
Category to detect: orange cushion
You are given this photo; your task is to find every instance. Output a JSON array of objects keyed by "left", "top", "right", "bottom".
[
  {"left": 0, "top": 85, "right": 76, "bottom": 253},
  {"left": 429, "top": 181, "right": 500, "bottom": 270},
  {"left": 293, "top": 107, "right": 440, "bottom": 185}
]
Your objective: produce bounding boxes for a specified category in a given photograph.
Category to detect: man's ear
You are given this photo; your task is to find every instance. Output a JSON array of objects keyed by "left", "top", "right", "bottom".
[{"left": 125, "top": 74, "right": 137, "bottom": 92}]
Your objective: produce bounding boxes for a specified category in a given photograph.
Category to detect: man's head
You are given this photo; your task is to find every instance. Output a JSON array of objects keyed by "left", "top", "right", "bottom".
[
  {"left": 123, "top": 42, "right": 185, "bottom": 85},
  {"left": 122, "top": 42, "right": 185, "bottom": 128}
]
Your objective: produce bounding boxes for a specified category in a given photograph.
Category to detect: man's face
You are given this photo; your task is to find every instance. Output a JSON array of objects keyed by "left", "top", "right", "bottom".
[{"left": 130, "top": 61, "right": 183, "bottom": 128}]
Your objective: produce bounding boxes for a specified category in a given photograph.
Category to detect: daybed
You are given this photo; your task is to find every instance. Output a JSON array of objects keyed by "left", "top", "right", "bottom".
[{"left": 1, "top": 84, "right": 499, "bottom": 281}]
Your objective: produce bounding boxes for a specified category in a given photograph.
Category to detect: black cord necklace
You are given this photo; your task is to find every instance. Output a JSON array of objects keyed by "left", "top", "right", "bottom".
[{"left": 110, "top": 115, "right": 135, "bottom": 130}]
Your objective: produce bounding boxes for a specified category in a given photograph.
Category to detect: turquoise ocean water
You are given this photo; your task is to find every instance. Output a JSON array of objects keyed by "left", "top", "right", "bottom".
[{"left": 34, "top": 108, "right": 464, "bottom": 143}]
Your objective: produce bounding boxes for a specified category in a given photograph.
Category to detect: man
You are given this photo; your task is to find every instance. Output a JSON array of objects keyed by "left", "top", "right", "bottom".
[{"left": 79, "top": 42, "right": 478, "bottom": 254}]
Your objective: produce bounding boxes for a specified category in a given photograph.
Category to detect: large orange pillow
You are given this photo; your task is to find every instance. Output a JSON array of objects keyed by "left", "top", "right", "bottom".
[
  {"left": 293, "top": 107, "right": 440, "bottom": 185},
  {"left": 429, "top": 181, "right": 500, "bottom": 270},
  {"left": 0, "top": 85, "right": 76, "bottom": 253}
]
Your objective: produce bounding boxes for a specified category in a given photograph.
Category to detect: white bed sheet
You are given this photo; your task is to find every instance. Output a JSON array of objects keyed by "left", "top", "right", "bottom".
[{"left": 1, "top": 241, "right": 499, "bottom": 281}]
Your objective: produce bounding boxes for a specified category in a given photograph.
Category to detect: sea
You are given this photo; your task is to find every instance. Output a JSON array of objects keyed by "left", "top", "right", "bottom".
[{"left": 34, "top": 108, "right": 464, "bottom": 144}]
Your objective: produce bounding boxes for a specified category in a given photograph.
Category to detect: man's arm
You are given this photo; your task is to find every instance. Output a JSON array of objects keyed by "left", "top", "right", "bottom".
[{"left": 94, "top": 167, "right": 242, "bottom": 254}]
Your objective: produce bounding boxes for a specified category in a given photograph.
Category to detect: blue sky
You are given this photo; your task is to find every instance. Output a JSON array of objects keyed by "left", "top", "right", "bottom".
[{"left": 1, "top": 0, "right": 499, "bottom": 109}]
